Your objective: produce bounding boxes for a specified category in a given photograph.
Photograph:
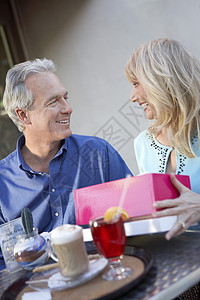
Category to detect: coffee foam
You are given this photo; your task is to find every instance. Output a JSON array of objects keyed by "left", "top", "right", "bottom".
[{"left": 51, "top": 224, "right": 83, "bottom": 245}]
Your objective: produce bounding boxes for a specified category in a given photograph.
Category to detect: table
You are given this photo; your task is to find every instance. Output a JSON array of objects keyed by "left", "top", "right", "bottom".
[
  {"left": 1, "top": 231, "right": 200, "bottom": 299},
  {"left": 124, "top": 232, "right": 200, "bottom": 300}
]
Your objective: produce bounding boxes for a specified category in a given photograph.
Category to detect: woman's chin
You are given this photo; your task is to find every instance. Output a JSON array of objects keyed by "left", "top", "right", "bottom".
[{"left": 145, "top": 114, "right": 155, "bottom": 120}]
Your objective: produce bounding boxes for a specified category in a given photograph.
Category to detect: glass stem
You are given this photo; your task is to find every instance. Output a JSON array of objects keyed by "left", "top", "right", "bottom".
[{"left": 109, "top": 256, "right": 123, "bottom": 269}]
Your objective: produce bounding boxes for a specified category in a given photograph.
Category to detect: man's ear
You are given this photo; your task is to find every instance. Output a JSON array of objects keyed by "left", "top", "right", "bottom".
[{"left": 15, "top": 108, "right": 31, "bottom": 125}]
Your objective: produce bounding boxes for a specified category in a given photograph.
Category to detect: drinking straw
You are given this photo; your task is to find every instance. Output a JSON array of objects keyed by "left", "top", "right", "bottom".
[{"left": 118, "top": 174, "right": 132, "bottom": 211}]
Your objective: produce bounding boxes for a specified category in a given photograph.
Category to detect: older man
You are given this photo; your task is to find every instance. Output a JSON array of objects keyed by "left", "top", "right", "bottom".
[{"left": 0, "top": 58, "right": 132, "bottom": 268}]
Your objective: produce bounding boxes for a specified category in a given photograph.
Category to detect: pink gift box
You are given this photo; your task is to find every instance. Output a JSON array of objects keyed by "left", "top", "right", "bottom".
[{"left": 74, "top": 173, "right": 191, "bottom": 225}]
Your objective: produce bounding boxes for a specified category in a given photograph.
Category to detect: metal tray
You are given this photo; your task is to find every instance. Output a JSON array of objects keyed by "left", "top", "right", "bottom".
[{"left": 2, "top": 244, "right": 153, "bottom": 300}]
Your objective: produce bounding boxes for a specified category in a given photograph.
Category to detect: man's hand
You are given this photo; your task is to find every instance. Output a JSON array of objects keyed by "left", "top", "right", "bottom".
[{"left": 152, "top": 173, "right": 200, "bottom": 240}]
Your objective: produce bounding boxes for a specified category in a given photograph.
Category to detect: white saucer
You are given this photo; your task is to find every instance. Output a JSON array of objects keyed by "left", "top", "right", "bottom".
[{"left": 27, "top": 257, "right": 108, "bottom": 292}]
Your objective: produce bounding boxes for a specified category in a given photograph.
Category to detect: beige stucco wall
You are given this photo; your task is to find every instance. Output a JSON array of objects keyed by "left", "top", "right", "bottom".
[{"left": 12, "top": 0, "right": 200, "bottom": 174}]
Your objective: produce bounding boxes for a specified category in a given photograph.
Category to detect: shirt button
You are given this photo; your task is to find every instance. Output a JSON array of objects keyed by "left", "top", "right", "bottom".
[
  {"left": 52, "top": 188, "right": 55, "bottom": 192},
  {"left": 55, "top": 212, "right": 59, "bottom": 217}
]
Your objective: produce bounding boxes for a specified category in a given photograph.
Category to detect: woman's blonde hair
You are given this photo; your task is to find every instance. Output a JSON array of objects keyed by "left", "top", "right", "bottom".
[{"left": 125, "top": 38, "right": 200, "bottom": 157}]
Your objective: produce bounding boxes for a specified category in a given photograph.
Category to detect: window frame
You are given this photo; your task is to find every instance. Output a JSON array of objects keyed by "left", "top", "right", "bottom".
[{"left": 0, "top": 0, "right": 26, "bottom": 114}]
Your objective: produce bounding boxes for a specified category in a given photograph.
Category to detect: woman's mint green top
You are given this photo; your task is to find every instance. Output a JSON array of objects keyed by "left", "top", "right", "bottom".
[{"left": 134, "top": 130, "right": 200, "bottom": 193}]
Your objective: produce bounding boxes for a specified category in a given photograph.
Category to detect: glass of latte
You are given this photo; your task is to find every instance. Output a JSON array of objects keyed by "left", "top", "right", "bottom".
[{"left": 51, "top": 224, "right": 89, "bottom": 278}]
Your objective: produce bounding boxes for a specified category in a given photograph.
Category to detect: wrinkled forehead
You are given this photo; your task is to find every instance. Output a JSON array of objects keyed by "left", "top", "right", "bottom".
[
  {"left": 25, "top": 71, "right": 55, "bottom": 85},
  {"left": 25, "top": 72, "right": 66, "bottom": 102},
  {"left": 25, "top": 72, "right": 62, "bottom": 93}
]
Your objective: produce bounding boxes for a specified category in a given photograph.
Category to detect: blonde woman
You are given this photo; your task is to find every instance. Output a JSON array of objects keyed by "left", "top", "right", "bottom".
[{"left": 125, "top": 38, "right": 200, "bottom": 238}]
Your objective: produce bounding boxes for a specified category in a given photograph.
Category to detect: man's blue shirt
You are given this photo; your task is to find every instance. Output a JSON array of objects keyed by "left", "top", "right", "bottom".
[{"left": 0, "top": 134, "right": 132, "bottom": 269}]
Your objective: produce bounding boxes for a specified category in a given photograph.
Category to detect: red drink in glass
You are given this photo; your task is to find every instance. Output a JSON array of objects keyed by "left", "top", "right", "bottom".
[
  {"left": 90, "top": 216, "right": 126, "bottom": 258},
  {"left": 90, "top": 215, "right": 133, "bottom": 281}
]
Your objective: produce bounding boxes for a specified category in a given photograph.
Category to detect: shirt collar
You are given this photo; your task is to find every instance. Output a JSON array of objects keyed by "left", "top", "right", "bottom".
[
  {"left": 16, "top": 135, "right": 34, "bottom": 174},
  {"left": 55, "top": 139, "right": 68, "bottom": 156},
  {"left": 17, "top": 135, "right": 68, "bottom": 173}
]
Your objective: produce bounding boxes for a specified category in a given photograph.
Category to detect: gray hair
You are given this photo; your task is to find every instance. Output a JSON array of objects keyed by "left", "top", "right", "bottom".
[{"left": 3, "top": 58, "right": 56, "bottom": 132}]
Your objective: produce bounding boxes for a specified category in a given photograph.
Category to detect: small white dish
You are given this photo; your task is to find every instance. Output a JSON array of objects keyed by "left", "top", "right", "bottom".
[{"left": 26, "top": 257, "right": 108, "bottom": 292}]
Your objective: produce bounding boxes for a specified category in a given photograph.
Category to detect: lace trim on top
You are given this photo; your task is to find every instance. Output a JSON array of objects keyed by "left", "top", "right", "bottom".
[
  {"left": 191, "top": 133, "right": 199, "bottom": 145},
  {"left": 148, "top": 134, "right": 187, "bottom": 174}
]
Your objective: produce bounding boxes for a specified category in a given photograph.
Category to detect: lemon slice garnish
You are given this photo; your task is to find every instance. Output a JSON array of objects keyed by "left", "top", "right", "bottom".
[{"left": 104, "top": 206, "right": 129, "bottom": 223}]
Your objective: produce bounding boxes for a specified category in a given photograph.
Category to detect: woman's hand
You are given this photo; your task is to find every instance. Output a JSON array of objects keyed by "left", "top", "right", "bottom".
[{"left": 152, "top": 173, "right": 200, "bottom": 240}]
